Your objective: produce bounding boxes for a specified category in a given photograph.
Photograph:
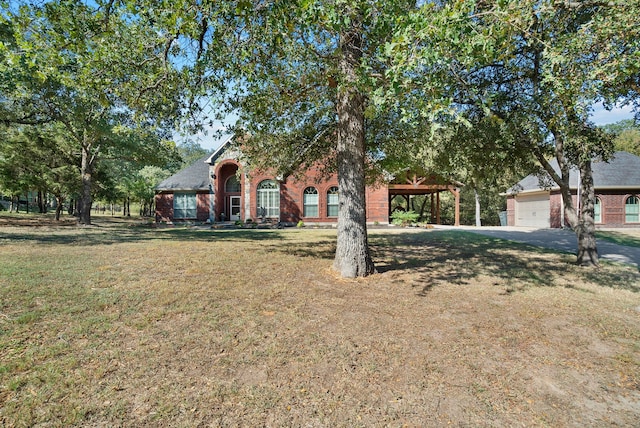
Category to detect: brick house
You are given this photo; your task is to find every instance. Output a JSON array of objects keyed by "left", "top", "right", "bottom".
[
  {"left": 155, "top": 136, "right": 462, "bottom": 225},
  {"left": 505, "top": 151, "right": 640, "bottom": 228}
]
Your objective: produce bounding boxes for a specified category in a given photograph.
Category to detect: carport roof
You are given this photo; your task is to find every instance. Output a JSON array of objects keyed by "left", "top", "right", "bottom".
[{"left": 507, "top": 151, "right": 640, "bottom": 195}]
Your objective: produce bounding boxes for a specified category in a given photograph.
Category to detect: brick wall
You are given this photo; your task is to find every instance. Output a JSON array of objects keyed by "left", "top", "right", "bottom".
[
  {"left": 549, "top": 192, "right": 564, "bottom": 228},
  {"left": 161, "top": 157, "right": 393, "bottom": 224},
  {"left": 598, "top": 190, "right": 640, "bottom": 227},
  {"left": 155, "top": 193, "right": 173, "bottom": 222},
  {"left": 196, "top": 192, "right": 211, "bottom": 222},
  {"left": 266, "top": 166, "right": 340, "bottom": 223},
  {"left": 154, "top": 192, "right": 210, "bottom": 223},
  {"left": 548, "top": 189, "right": 640, "bottom": 228},
  {"left": 247, "top": 166, "right": 389, "bottom": 224},
  {"left": 366, "top": 183, "right": 390, "bottom": 223},
  {"left": 506, "top": 197, "right": 515, "bottom": 226},
  {"left": 213, "top": 160, "right": 242, "bottom": 222}
]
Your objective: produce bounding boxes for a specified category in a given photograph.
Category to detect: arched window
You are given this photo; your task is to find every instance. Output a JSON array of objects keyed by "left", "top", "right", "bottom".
[
  {"left": 594, "top": 197, "right": 602, "bottom": 223},
  {"left": 625, "top": 196, "right": 639, "bottom": 223},
  {"left": 225, "top": 175, "right": 241, "bottom": 193},
  {"left": 327, "top": 186, "right": 339, "bottom": 217},
  {"left": 303, "top": 187, "right": 319, "bottom": 217},
  {"left": 257, "top": 180, "right": 280, "bottom": 218}
]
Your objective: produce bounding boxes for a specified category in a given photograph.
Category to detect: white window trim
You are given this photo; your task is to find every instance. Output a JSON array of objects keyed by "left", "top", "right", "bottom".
[
  {"left": 257, "top": 180, "right": 280, "bottom": 218},
  {"left": 625, "top": 195, "right": 639, "bottom": 223},
  {"left": 327, "top": 186, "right": 339, "bottom": 218},
  {"left": 303, "top": 187, "right": 319, "bottom": 218},
  {"left": 174, "top": 192, "right": 197, "bottom": 219}
]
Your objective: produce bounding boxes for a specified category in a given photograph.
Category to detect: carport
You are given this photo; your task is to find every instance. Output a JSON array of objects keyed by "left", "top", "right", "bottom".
[{"left": 388, "top": 171, "right": 461, "bottom": 226}]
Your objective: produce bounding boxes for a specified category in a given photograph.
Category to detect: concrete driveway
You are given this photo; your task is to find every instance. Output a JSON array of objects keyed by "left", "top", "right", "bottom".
[{"left": 439, "top": 226, "right": 640, "bottom": 268}]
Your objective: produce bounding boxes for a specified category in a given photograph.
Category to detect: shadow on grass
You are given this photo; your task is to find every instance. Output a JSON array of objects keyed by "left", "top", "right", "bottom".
[
  {"left": 368, "top": 230, "right": 640, "bottom": 295},
  {"left": 2, "top": 215, "right": 637, "bottom": 294},
  {"left": 258, "top": 228, "right": 640, "bottom": 294},
  {"left": 0, "top": 217, "right": 288, "bottom": 246}
]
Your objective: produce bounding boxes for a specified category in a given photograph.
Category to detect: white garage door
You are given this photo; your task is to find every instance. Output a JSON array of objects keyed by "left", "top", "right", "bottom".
[{"left": 515, "top": 193, "right": 550, "bottom": 228}]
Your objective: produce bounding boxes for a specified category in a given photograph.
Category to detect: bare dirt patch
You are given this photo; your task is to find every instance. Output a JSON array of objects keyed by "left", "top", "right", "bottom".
[{"left": 0, "top": 219, "right": 639, "bottom": 427}]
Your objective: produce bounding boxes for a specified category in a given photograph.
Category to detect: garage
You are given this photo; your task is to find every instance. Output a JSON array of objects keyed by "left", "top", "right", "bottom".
[{"left": 515, "top": 192, "right": 550, "bottom": 228}]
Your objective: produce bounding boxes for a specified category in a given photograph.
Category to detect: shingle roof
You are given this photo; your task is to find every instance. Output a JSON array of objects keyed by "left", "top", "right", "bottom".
[
  {"left": 508, "top": 151, "right": 640, "bottom": 194},
  {"left": 156, "top": 135, "right": 237, "bottom": 192},
  {"left": 156, "top": 153, "right": 212, "bottom": 191}
]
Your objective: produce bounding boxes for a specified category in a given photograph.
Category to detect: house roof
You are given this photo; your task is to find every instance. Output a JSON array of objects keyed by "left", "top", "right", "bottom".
[
  {"left": 156, "top": 153, "right": 213, "bottom": 192},
  {"left": 508, "top": 151, "right": 640, "bottom": 194},
  {"left": 156, "top": 135, "right": 236, "bottom": 192}
]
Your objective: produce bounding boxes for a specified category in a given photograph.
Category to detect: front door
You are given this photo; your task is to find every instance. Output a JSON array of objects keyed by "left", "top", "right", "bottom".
[{"left": 229, "top": 196, "right": 241, "bottom": 221}]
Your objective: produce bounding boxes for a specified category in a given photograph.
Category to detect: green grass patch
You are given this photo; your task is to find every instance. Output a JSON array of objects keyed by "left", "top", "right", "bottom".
[{"left": 597, "top": 230, "right": 640, "bottom": 248}]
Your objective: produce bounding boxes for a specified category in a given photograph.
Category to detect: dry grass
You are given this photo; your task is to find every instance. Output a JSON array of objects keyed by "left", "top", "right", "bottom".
[{"left": 1, "top": 215, "right": 639, "bottom": 427}]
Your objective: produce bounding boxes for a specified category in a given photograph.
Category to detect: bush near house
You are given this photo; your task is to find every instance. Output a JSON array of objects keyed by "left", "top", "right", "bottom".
[{"left": 390, "top": 209, "right": 420, "bottom": 226}]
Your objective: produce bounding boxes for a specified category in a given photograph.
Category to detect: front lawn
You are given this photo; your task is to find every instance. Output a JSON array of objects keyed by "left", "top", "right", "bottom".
[
  {"left": 1, "top": 216, "right": 639, "bottom": 426},
  {"left": 598, "top": 229, "right": 640, "bottom": 248}
]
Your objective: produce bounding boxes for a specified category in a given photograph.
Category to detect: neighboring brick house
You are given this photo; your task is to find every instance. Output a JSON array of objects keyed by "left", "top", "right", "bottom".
[
  {"left": 505, "top": 151, "right": 640, "bottom": 228},
  {"left": 155, "top": 136, "right": 461, "bottom": 225}
]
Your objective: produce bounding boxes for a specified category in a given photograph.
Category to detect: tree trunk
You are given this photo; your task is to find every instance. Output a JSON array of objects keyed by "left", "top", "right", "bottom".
[
  {"left": 333, "top": 23, "right": 375, "bottom": 278},
  {"left": 533, "top": 134, "right": 599, "bottom": 266},
  {"left": 55, "top": 195, "right": 64, "bottom": 221},
  {"left": 79, "top": 144, "right": 93, "bottom": 225},
  {"left": 474, "top": 188, "right": 481, "bottom": 227},
  {"left": 37, "top": 190, "right": 45, "bottom": 213},
  {"left": 123, "top": 197, "right": 130, "bottom": 217},
  {"left": 418, "top": 196, "right": 428, "bottom": 222},
  {"left": 575, "top": 160, "right": 599, "bottom": 266}
]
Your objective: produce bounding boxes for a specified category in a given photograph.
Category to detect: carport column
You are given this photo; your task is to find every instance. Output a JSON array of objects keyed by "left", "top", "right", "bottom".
[
  {"left": 244, "top": 173, "right": 251, "bottom": 221},
  {"left": 209, "top": 163, "right": 216, "bottom": 223},
  {"left": 430, "top": 194, "right": 435, "bottom": 223}
]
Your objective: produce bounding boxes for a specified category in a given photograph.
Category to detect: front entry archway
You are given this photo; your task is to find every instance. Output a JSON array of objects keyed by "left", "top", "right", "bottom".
[{"left": 214, "top": 161, "right": 242, "bottom": 222}]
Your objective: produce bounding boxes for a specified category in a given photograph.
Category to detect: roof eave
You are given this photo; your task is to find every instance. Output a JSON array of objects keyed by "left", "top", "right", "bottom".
[
  {"left": 205, "top": 134, "right": 235, "bottom": 165},
  {"left": 155, "top": 187, "right": 210, "bottom": 192}
]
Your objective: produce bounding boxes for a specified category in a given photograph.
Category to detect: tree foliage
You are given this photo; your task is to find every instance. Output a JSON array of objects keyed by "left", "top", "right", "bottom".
[
  {"left": 177, "top": 140, "right": 208, "bottom": 169},
  {"left": 0, "top": 123, "right": 79, "bottom": 218},
  {"left": 1, "top": 0, "right": 185, "bottom": 224},
  {"left": 136, "top": 0, "right": 639, "bottom": 272},
  {"left": 383, "top": 0, "right": 639, "bottom": 266},
  {"left": 602, "top": 119, "right": 640, "bottom": 156}
]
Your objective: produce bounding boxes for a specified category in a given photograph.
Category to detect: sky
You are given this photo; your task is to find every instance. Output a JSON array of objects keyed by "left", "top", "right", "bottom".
[
  {"left": 180, "top": 103, "right": 635, "bottom": 152},
  {"left": 173, "top": 113, "right": 238, "bottom": 152},
  {"left": 590, "top": 103, "right": 635, "bottom": 126}
]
